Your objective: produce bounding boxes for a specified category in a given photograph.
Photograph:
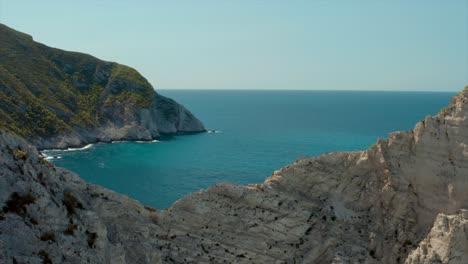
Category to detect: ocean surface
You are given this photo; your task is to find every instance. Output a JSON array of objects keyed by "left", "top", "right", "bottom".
[{"left": 44, "top": 90, "right": 455, "bottom": 209}]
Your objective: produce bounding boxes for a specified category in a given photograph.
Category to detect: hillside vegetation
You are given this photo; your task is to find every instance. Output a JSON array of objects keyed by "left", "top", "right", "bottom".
[{"left": 0, "top": 24, "right": 204, "bottom": 148}]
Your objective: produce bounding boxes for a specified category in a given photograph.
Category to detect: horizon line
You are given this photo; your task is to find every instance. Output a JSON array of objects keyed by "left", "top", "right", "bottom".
[{"left": 157, "top": 88, "right": 460, "bottom": 93}]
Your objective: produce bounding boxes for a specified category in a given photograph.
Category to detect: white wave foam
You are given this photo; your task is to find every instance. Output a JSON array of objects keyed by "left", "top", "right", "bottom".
[
  {"left": 41, "top": 153, "right": 61, "bottom": 160},
  {"left": 112, "top": 140, "right": 128, "bottom": 144},
  {"left": 69, "top": 144, "right": 93, "bottom": 151},
  {"left": 136, "top": 140, "right": 160, "bottom": 144},
  {"left": 207, "top": 130, "right": 222, "bottom": 134},
  {"left": 42, "top": 144, "right": 94, "bottom": 153}
]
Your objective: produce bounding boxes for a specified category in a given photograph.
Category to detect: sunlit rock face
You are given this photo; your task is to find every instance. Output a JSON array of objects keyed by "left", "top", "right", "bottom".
[
  {"left": 406, "top": 211, "right": 468, "bottom": 264},
  {"left": 0, "top": 90, "right": 467, "bottom": 263}
]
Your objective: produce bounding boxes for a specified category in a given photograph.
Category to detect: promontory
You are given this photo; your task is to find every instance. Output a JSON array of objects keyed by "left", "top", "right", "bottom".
[
  {"left": 0, "top": 24, "right": 205, "bottom": 149},
  {"left": 0, "top": 24, "right": 467, "bottom": 263}
]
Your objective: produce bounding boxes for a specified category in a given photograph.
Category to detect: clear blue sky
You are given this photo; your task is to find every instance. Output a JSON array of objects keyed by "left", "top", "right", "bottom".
[{"left": 1, "top": 0, "right": 467, "bottom": 91}]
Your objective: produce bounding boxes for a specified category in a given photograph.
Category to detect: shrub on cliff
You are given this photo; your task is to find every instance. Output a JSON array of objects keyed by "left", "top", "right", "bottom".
[
  {"left": 3, "top": 192, "right": 36, "bottom": 217},
  {"left": 0, "top": 24, "right": 156, "bottom": 140}
]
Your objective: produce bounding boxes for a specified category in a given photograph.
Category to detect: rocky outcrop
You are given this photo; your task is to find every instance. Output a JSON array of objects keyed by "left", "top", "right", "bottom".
[
  {"left": 0, "top": 24, "right": 205, "bottom": 149},
  {"left": 1, "top": 89, "right": 467, "bottom": 264},
  {"left": 406, "top": 211, "right": 468, "bottom": 264},
  {"left": 34, "top": 93, "right": 205, "bottom": 149}
]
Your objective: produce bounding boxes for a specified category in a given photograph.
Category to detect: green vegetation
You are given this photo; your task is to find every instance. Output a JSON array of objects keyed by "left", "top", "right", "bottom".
[
  {"left": 62, "top": 191, "right": 83, "bottom": 216},
  {"left": 3, "top": 192, "right": 36, "bottom": 217},
  {"left": 111, "top": 63, "right": 151, "bottom": 87},
  {"left": 0, "top": 24, "right": 156, "bottom": 140},
  {"left": 438, "top": 107, "right": 448, "bottom": 115},
  {"left": 104, "top": 89, "right": 153, "bottom": 108},
  {"left": 70, "top": 84, "right": 105, "bottom": 127},
  {"left": 14, "top": 149, "right": 28, "bottom": 160}
]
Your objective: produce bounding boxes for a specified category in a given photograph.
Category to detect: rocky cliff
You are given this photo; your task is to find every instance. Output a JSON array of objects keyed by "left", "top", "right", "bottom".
[
  {"left": 0, "top": 24, "right": 205, "bottom": 149},
  {"left": 1, "top": 89, "right": 467, "bottom": 264}
]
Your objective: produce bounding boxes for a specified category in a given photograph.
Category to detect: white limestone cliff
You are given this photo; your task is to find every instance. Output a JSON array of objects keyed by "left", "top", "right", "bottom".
[
  {"left": 406, "top": 210, "right": 468, "bottom": 264},
  {"left": 0, "top": 89, "right": 467, "bottom": 263}
]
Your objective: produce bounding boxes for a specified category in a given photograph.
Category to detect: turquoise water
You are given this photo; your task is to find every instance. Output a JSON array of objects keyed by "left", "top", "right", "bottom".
[{"left": 46, "top": 90, "right": 455, "bottom": 209}]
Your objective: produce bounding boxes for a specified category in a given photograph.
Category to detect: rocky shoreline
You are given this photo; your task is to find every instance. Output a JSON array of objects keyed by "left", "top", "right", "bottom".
[
  {"left": 36, "top": 130, "right": 206, "bottom": 151},
  {"left": 1, "top": 89, "right": 467, "bottom": 263},
  {"left": 29, "top": 92, "right": 206, "bottom": 150},
  {"left": 37, "top": 129, "right": 207, "bottom": 152},
  {"left": 1, "top": 21, "right": 467, "bottom": 264}
]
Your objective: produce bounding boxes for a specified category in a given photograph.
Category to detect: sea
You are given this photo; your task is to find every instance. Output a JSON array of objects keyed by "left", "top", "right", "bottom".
[{"left": 43, "top": 90, "right": 455, "bottom": 209}]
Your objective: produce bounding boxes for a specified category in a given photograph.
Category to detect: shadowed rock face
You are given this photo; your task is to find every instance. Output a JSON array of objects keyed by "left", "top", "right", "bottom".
[
  {"left": 0, "top": 24, "right": 205, "bottom": 149},
  {"left": 1, "top": 90, "right": 467, "bottom": 264}
]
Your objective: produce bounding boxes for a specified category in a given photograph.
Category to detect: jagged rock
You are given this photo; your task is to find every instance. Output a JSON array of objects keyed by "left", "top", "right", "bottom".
[
  {"left": 406, "top": 210, "right": 468, "bottom": 264},
  {"left": 0, "top": 90, "right": 467, "bottom": 263}
]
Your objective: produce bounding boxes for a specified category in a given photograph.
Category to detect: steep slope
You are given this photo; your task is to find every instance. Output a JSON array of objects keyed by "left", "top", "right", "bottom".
[
  {"left": 0, "top": 24, "right": 204, "bottom": 149},
  {"left": 0, "top": 89, "right": 467, "bottom": 264}
]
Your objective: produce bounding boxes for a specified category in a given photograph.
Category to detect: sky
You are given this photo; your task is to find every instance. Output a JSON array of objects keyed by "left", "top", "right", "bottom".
[{"left": 0, "top": 0, "right": 467, "bottom": 91}]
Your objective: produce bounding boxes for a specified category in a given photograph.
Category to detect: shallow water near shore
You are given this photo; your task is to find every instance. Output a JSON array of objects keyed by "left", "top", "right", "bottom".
[{"left": 45, "top": 90, "right": 455, "bottom": 209}]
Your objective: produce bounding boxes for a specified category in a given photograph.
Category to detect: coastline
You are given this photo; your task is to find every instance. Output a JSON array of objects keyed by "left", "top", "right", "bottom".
[
  {"left": 1, "top": 90, "right": 467, "bottom": 263},
  {"left": 39, "top": 130, "right": 208, "bottom": 160},
  {"left": 35, "top": 129, "right": 207, "bottom": 151}
]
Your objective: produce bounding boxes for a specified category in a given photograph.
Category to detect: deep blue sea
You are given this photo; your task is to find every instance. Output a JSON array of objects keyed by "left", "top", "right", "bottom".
[{"left": 45, "top": 90, "right": 454, "bottom": 209}]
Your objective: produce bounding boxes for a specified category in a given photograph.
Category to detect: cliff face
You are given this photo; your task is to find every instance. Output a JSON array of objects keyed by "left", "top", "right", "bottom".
[
  {"left": 0, "top": 24, "right": 205, "bottom": 149},
  {"left": 1, "top": 89, "right": 467, "bottom": 264}
]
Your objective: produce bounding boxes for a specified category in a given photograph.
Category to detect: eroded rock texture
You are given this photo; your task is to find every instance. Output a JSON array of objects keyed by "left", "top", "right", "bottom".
[{"left": 1, "top": 90, "right": 467, "bottom": 263}]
